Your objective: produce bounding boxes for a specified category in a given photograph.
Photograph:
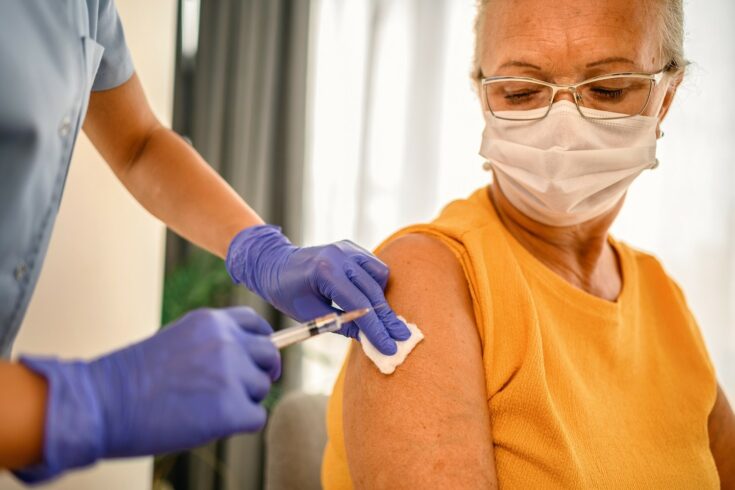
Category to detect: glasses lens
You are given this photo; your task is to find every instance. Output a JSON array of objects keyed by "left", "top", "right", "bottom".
[
  {"left": 484, "top": 80, "right": 552, "bottom": 120},
  {"left": 576, "top": 76, "right": 653, "bottom": 119}
]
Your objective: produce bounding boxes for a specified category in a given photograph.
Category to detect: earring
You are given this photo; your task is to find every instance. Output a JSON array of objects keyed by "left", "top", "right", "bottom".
[{"left": 482, "top": 161, "right": 492, "bottom": 171}]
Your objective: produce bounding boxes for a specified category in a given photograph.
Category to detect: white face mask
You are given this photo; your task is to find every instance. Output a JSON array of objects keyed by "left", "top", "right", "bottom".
[{"left": 479, "top": 100, "right": 661, "bottom": 227}]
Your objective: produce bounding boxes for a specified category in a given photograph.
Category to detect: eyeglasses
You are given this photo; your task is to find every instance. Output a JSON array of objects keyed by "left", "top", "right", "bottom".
[{"left": 481, "top": 69, "right": 669, "bottom": 121}]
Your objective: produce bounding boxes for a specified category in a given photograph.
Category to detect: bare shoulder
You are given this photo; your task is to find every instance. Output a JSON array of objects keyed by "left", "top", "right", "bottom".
[
  {"left": 377, "top": 233, "right": 472, "bottom": 324},
  {"left": 370, "top": 232, "right": 476, "bottom": 369},
  {"left": 378, "top": 232, "right": 461, "bottom": 263},
  {"left": 343, "top": 233, "right": 496, "bottom": 488}
]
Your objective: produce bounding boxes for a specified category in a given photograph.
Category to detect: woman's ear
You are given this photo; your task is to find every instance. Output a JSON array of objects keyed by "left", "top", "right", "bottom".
[
  {"left": 656, "top": 72, "right": 684, "bottom": 136},
  {"left": 471, "top": 67, "right": 484, "bottom": 108}
]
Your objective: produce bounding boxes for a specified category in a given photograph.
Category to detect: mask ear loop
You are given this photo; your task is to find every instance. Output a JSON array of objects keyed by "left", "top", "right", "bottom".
[
  {"left": 653, "top": 129, "right": 664, "bottom": 168},
  {"left": 651, "top": 125, "right": 664, "bottom": 170}
]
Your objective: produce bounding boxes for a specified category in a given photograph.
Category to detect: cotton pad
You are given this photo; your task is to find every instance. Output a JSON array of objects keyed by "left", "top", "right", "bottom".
[{"left": 358, "top": 316, "right": 424, "bottom": 375}]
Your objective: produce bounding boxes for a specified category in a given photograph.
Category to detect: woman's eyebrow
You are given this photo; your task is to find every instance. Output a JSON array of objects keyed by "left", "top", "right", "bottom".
[
  {"left": 586, "top": 56, "right": 637, "bottom": 68},
  {"left": 498, "top": 60, "right": 543, "bottom": 70},
  {"left": 495, "top": 57, "right": 638, "bottom": 74}
]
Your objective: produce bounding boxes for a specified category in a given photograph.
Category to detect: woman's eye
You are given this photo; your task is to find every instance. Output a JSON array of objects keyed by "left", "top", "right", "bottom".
[
  {"left": 590, "top": 87, "right": 625, "bottom": 100},
  {"left": 504, "top": 91, "right": 540, "bottom": 103}
]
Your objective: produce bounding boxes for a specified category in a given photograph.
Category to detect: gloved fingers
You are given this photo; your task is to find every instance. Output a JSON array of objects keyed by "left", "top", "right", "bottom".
[
  {"left": 236, "top": 402, "right": 268, "bottom": 433},
  {"left": 238, "top": 331, "right": 282, "bottom": 381},
  {"left": 342, "top": 261, "right": 387, "bottom": 306},
  {"left": 372, "top": 303, "right": 411, "bottom": 341},
  {"left": 336, "top": 239, "right": 372, "bottom": 256},
  {"left": 353, "top": 253, "right": 390, "bottom": 289},
  {"left": 240, "top": 359, "right": 273, "bottom": 403},
  {"left": 220, "top": 306, "right": 274, "bottom": 335},
  {"left": 337, "top": 321, "right": 361, "bottom": 340},
  {"left": 317, "top": 270, "right": 398, "bottom": 355},
  {"left": 219, "top": 391, "right": 269, "bottom": 436},
  {"left": 349, "top": 260, "right": 411, "bottom": 341},
  {"left": 287, "top": 294, "right": 343, "bottom": 323},
  {"left": 336, "top": 241, "right": 391, "bottom": 289},
  {"left": 349, "top": 310, "right": 398, "bottom": 355}
]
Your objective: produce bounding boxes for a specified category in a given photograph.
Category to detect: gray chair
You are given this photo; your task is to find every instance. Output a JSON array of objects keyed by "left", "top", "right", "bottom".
[{"left": 264, "top": 392, "right": 329, "bottom": 490}]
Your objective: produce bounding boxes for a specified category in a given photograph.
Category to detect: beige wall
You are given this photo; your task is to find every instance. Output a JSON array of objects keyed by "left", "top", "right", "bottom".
[{"left": 0, "top": 1, "right": 177, "bottom": 488}]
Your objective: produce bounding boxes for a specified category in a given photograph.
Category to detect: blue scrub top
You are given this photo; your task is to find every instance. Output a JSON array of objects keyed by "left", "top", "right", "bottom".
[{"left": 0, "top": 1, "right": 134, "bottom": 357}]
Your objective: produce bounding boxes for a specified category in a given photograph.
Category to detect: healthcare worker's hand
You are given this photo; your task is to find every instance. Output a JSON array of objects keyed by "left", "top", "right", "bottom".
[
  {"left": 14, "top": 307, "right": 280, "bottom": 483},
  {"left": 226, "top": 225, "right": 411, "bottom": 355}
]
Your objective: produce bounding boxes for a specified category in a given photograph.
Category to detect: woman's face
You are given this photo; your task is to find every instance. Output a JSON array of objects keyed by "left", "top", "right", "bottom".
[{"left": 477, "top": 0, "right": 677, "bottom": 119}]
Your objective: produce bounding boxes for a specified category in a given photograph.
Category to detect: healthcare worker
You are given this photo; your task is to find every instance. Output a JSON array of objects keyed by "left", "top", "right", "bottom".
[{"left": 0, "top": 0, "right": 411, "bottom": 482}]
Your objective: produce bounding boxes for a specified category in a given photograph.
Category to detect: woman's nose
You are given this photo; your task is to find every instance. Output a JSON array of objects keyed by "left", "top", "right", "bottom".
[{"left": 552, "top": 89, "right": 577, "bottom": 104}]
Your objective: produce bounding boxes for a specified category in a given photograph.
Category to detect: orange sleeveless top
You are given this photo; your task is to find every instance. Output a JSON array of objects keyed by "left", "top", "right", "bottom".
[{"left": 322, "top": 187, "right": 719, "bottom": 488}]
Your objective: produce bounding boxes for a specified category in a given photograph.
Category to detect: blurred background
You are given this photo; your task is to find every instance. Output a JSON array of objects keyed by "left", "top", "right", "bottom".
[{"left": 3, "top": 0, "right": 733, "bottom": 489}]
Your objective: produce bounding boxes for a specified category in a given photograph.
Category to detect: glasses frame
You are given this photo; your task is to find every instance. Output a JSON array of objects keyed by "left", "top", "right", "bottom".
[{"left": 481, "top": 69, "right": 669, "bottom": 121}]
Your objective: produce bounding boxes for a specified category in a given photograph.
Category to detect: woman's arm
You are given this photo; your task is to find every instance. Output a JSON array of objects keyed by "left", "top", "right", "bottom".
[
  {"left": 0, "top": 362, "right": 47, "bottom": 468},
  {"left": 83, "top": 73, "right": 262, "bottom": 259},
  {"left": 709, "top": 384, "right": 735, "bottom": 487},
  {"left": 342, "top": 234, "right": 498, "bottom": 489}
]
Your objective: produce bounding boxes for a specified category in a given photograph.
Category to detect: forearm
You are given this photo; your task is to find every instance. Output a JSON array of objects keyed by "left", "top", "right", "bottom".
[
  {"left": 0, "top": 362, "right": 47, "bottom": 469},
  {"left": 116, "top": 126, "right": 263, "bottom": 258},
  {"left": 83, "top": 74, "right": 264, "bottom": 259}
]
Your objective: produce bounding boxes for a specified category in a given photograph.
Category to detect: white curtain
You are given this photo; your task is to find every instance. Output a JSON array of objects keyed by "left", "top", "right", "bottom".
[{"left": 302, "top": 0, "right": 735, "bottom": 398}]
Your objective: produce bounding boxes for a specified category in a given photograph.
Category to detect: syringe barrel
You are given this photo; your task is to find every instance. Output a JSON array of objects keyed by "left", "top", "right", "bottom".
[{"left": 271, "top": 326, "right": 313, "bottom": 349}]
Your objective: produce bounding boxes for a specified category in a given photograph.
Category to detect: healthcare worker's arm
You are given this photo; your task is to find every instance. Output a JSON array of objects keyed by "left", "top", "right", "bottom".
[
  {"left": 0, "top": 363, "right": 46, "bottom": 468},
  {"left": 342, "top": 234, "right": 498, "bottom": 489},
  {"left": 83, "top": 74, "right": 410, "bottom": 355},
  {"left": 708, "top": 384, "right": 735, "bottom": 486},
  {"left": 0, "top": 307, "right": 280, "bottom": 482}
]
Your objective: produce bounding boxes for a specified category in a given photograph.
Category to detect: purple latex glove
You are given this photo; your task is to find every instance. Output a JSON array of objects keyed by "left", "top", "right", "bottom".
[
  {"left": 14, "top": 307, "right": 280, "bottom": 483},
  {"left": 226, "top": 225, "right": 411, "bottom": 355}
]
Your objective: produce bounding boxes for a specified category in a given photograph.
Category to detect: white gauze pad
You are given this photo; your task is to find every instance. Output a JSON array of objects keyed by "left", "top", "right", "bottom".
[{"left": 358, "top": 315, "right": 424, "bottom": 375}]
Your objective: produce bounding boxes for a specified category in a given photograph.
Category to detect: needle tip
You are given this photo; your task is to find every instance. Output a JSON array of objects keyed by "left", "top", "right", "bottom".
[{"left": 340, "top": 307, "right": 372, "bottom": 323}]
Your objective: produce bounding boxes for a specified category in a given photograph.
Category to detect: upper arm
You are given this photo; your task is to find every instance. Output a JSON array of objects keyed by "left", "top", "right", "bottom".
[
  {"left": 342, "top": 234, "right": 497, "bottom": 489},
  {"left": 709, "top": 384, "right": 735, "bottom": 486},
  {"left": 83, "top": 0, "right": 149, "bottom": 170},
  {"left": 83, "top": 72, "right": 162, "bottom": 175}
]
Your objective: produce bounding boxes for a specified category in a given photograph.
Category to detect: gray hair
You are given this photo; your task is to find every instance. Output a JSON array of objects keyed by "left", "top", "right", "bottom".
[{"left": 472, "top": 0, "right": 687, "bottom": 82}]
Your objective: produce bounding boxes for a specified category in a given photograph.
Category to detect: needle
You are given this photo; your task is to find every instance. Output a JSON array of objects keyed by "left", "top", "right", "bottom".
[{"left": 270, "top": 308, "right": 371, "bottom": 349}]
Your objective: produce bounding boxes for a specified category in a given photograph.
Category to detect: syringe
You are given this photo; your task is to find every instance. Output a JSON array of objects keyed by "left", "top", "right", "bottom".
[{"left": 270, "top": 308, "right": 371, "bottom": 349}]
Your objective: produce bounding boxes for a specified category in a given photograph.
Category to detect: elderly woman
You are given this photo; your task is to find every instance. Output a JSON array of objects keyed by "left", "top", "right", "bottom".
[{"left": 321, "top": 0, "right": 735, "bottom": 488}]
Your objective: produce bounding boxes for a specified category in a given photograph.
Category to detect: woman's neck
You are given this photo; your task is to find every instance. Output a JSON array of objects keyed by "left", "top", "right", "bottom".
[{"left": 487, "top": 181, "right": 623, "bottom": 301}]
